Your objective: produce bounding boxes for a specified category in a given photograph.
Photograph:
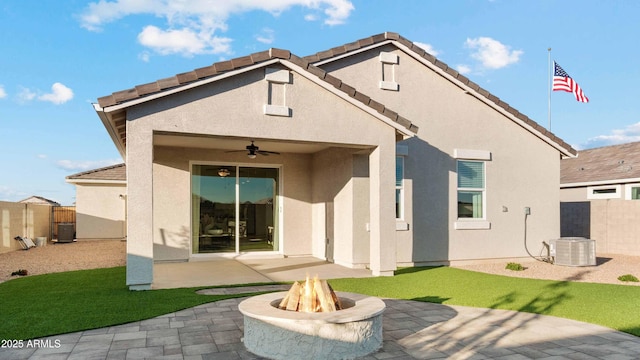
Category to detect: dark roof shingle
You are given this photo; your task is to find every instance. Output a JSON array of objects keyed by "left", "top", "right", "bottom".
[
  {"left": 561, "top": 142, "right": 640, "bottom": 184},
  {"left": 66, "top": 163, "right": 126, "bottom": 182},
  {"left": 97, "top": 48, "right": 417, "bottom": 135}
]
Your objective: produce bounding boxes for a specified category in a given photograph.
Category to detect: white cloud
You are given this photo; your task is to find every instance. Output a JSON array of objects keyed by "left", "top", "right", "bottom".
[
  {"left": 413, "top": 42, "right": 439, "bottom": 56},
  {"left": 465, "top": 37, "right": 522, "bottom": 69},
  {"left": 137, "top": 25, "right": 232, "bottom": 56},
  {"left": 138, "top": 51, "right": 151, "bottom": 62},
  {"left": 17, "top": 87, "right": 37, "bottom": 103},
  {"left": 38, "top": 83, "right": 74, "bottom": 104},
  {"left": 80, "top": 0, "right": 354, "bottom": 56},
  {"left": 37, "top": 154, "right": 48, "bottom": 159},
  {"left": 304, "top": 14, "right": 317, "bottom": 21},
  {"left": 0, "top": 186, "right": 27, "bottom": 202},
  {"left": 582, "top": 122, "right": 640, "bottom": 149},
  {"left": 255, "top": 28, "right": 275, "bottom": 44},
  {"left": 56, "top": 159, "right": 122, "bottom": 172},
  {"left": 456, "top": 64, "right": 472, "bottom": 75},
  {"left": 0, "top": 85, "right": 6, "bottom": 99}
]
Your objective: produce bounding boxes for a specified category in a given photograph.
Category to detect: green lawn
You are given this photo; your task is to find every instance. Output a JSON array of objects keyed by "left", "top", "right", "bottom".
[
  {"left": 329, "top": 267, "right": 640, "bottom": 337},
  {"left": 0, "top": 267, "right": 261, "bottom": 340},
  {"left": 1, "top": 265, "right": 639, "bottom": 340}
]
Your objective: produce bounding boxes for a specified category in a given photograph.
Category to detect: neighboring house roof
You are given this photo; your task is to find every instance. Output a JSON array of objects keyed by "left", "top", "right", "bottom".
[
  {"left": 19, "top": 196, "right": 60, "bottom": 206},
  {"left": 66, "top": 163, "right": 126, "bottom": 183},
  {"left": 304, "top": 32, "right": 576, "bottom": 157},
  {"left": 561, "top": 141, "right": 640, "bottom": 186}
]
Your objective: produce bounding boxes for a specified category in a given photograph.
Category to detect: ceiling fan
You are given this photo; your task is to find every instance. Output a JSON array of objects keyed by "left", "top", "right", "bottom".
[{"left": 227, "top": 141, "right": 280, "bottom": 159}]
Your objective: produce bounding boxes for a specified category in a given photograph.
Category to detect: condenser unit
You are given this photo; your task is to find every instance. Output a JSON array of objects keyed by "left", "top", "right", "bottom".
[{"left": 549, "top": 237, "right": 596, "bottom": 267}]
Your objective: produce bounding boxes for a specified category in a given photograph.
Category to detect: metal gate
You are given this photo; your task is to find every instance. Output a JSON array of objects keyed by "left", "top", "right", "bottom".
[{"left": 51, "top": 206, "right": 76, "bottom": 240}]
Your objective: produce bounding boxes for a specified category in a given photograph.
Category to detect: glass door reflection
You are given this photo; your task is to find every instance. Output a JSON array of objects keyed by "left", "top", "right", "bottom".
[
  {"left": 238, "top": 167, "right": 278, "bottom": 252},
  {"left": 192, "top": 165, "right": 278, "bottom": 254}
]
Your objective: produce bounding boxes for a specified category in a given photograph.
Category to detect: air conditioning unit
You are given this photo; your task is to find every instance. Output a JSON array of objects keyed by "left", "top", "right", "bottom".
[
  {"left": 57, "top": 223, "right": 75, "bottom": 243},
  {"left": 549, "top": 238, "right": 596, "bottom": 267}
]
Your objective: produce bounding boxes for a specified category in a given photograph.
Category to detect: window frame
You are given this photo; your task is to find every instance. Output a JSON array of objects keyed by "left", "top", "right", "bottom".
[
  {"left": 456, "top": 160, "right": 486, "bottom": 220},
  {"left": 624, "top": 183, "right": 640, "bottom": 200},
  {"left": 395, "top": 155, "right": 404, "bottom": 220},
  {"left": 453, "top": 149, "right": 491, "bottom": 230},
  {"left": 587, "top": 184, "right": 621, "bottom": 200}
]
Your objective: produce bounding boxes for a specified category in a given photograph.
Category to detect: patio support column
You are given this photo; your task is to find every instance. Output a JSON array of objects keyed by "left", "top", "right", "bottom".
[
  {"left": 125, "top": 123, "right": 154, "bottom": 290},
  {"left": 369, "top": 138, "right": 397, "bottom": 276}
]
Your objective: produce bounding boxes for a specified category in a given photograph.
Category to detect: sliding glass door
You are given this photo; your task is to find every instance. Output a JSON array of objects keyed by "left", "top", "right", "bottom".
[{"left": 192, "top": 164, "right": 278, "bottom": 254}]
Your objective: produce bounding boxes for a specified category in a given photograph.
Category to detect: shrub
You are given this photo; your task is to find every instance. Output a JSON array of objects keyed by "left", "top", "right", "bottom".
[
  {"left": 11, "top": 269, "right": 28, "bottom": 276},
  {"left": 618, "top": 274, "right": 639, "bottom": 282},
  {"left": 505, "top": 262, "right": 524, "bottom": 271}
]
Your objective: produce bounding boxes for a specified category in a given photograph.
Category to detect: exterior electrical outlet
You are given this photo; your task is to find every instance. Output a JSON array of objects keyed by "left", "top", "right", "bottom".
[{"left": 524, "top": 207, "right": 531, "bottom": 215}]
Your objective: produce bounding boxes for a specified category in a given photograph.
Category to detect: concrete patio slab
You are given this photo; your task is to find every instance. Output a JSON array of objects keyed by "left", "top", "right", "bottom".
[{"left": 153, "top": 256, "right": 373, "bottom": 289}]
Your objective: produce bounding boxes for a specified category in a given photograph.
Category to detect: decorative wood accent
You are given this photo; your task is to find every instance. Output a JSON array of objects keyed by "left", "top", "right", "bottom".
[{"left": 278, "top": 276, "right": 341, "bottom": 313}]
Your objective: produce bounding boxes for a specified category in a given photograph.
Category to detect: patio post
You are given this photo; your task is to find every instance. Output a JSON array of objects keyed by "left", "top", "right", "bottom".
[
  {"left": 369, "top": 140, "right": 397, "bottom": 276},
  {"left": 125, "top": 123, "right": 154, "bottom": 290}
]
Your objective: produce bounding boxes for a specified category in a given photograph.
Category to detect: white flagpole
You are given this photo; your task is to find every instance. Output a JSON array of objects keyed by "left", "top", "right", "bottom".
[{"left": 548, "top": 48, "right": 552, "bottom": 130}]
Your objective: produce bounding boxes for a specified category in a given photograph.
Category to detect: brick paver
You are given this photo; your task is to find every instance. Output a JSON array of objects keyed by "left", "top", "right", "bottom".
[{"left": 2, "top": 286, "right": 640, "bottom": 359}]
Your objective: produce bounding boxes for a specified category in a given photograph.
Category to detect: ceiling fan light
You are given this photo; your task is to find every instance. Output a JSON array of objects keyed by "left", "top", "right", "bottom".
[
  {"left": 248, "top": 153, "right": 257, "bottom": 159},
  {"left": 217, "top": 168, "right": 230, "bottom": 177}
]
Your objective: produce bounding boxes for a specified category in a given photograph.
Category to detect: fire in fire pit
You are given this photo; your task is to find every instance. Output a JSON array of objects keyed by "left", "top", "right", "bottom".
[{"left": 278, "top": 275, "right": 342, "bottom": 312}]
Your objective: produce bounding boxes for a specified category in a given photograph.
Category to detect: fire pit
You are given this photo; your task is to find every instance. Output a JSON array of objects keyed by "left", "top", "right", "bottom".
[{"left": 238, "top": 277, "right": 385, "bottom": 360}]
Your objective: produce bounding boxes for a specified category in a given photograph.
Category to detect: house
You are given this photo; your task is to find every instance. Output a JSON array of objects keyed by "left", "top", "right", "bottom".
[
  {"left": 561, "top": 141, "right": 640, "bottom": 255},
  {"left": 94, "top": 32, "right": 576, "bottom": 290},
  {"left": 65, "top": 163, "right": 127, "bottom": 240},
  {"left": 19, "top": 195, "right": 61, "bottom": 207}
]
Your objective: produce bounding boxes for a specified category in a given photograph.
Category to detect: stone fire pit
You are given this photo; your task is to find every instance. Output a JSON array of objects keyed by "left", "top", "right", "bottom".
[{"left": 238, "top": 291, "right": 385, "bottom": 360}]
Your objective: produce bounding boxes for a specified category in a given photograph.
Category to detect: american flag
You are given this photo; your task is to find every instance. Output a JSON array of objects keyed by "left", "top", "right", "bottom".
[{"left": 553, "top": 61, "right": 589, "bottom": 103}]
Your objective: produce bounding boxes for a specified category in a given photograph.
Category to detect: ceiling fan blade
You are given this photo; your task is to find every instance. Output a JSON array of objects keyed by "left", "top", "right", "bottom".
[{"left": 257, "top": 150, "right": 280, "bottom": 155}]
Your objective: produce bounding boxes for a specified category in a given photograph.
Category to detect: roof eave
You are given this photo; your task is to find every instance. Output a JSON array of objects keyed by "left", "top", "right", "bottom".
[
  {"left": 65, "top": 178, "right": 127, "bottom": 185},
  {"left": 94, "top": 102, "right": 126, "bottom": 159},
  {"left": 393, "top": 41, "right": 577, "bottom": 158},
  {"left": 101, "top": 58, "right": 283, "bottom": 114},
  {"left": 309, "top": 35, "right": 576, "bottom": 158}
]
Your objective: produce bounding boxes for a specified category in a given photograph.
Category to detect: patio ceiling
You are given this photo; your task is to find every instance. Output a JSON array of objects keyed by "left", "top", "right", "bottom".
[{"left": 153, "top": 132, "right": 372, "bottom": 155}]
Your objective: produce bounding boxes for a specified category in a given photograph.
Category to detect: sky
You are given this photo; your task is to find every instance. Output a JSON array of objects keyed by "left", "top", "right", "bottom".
[{"left": 1, "top": 0, "right": 638, "bottom": 205}]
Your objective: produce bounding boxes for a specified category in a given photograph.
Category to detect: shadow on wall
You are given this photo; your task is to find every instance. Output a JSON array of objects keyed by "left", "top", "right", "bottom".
[
  {"left": 400, "top": 137, "right": 454, "bottom": 264},
  {"left": 156, "top": 226, "right": 191, "bottom": 261},
  {"left": 76, "top": 213, "right": 125, "bottom": 239}
]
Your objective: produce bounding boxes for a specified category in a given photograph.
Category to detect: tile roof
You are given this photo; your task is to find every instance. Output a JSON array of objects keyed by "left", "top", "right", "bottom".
[
  {"left": 304, "top": 32, "right": 576, "bottom": 157},
  {"left": 95, "top": 32, "right": 575, "bottom": 157},
  {"left": 18, "top": 196, "right": 61, "bottom": 206},
  {"left": 561, "top": 141, "right": 640, "bottom": 184},
  {"left": 97, "top": 48, "right": 418, "bottom": 136},
  {"left": 66, "top": 163, "right": 126, "bottom": 182}
]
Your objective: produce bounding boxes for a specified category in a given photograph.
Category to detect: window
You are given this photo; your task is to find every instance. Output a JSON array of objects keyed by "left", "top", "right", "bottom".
[
  {"left": 587, "top": 185, "right": 621, "bottom": 200},
  {"left": 396, "top": 156, "right": 404, "bottom": 219},
  {"left": 457, "top": 160, "right": 485, "bottom": 219},
  {"left": 625, "top": 183, "right": 640, "bottom": 200}
]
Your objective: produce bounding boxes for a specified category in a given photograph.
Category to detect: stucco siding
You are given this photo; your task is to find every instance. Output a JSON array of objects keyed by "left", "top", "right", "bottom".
[
  {"left": 75, "top": 184, "right": 126, "bottom": 239},
  {"left": 322, "top": 45, "right": 561, "bottom": 264},
  {"left": 124, "top": 67, "right": 396, "bottom": 271},
  {"left": 560, "top": 187, "right": 587, "bottom": 202}
]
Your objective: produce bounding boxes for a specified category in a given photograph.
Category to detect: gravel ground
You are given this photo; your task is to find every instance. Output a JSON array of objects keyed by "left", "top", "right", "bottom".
[
  {"left": 1, "top": 240, "right": 639, "bottom": 286},
  {"left": 0, "top": 240, "right": 126, "bottom": 284},
  {"left": 453, "top": 253, "right": 640, "bottom": 286}
]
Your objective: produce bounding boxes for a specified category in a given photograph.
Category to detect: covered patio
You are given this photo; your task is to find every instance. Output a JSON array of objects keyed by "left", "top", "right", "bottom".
[{"left": 152, "top": 256, "right": 373, "bottom": 289}]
